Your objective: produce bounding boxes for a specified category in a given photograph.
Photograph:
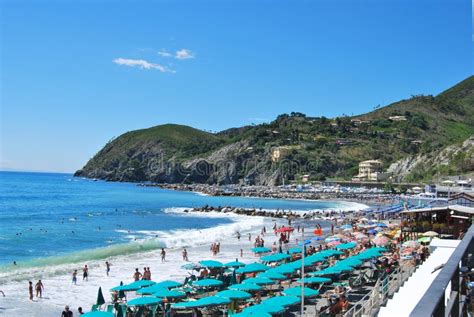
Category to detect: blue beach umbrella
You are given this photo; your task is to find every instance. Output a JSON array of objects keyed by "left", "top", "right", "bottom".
[
  {"left": 154, "top": 280, "right": 183, "bottom": 288},
  {"left": 283, "top": 286, "right": 319, "bottom": 297},
  {"left": 82, "top": 312, "right": 114, "bottom": 317},
  {"left": 261, "top": 295, "right": 300, "bottom": 307},
  {"left": 257, "top": 271, "right": 287, "bottom": 280},
  {"left": 199, "top": 260, "right": 223, "bottom": 268},
  {"left": 270, "top": 264, "right": 295, "bottom": 274},
  {"left": 335, "top": 242, "right": 357, "bottom": 250},
  {"left": 122, "top": 280, "right": 155, "bottom": 291},
  {"left": 127, "top": 296, "right": 163, "bottom": 307},
  {"left": 192, "top": 278, "right": 223, "bottom": 288},
  {"left": 216, "top": 289, "right": 252, "bottom": 300},
  {"left": 251, "top": 247, "right": 271, "bottom": 253},
  {"left": 152, "top": 288, "right": 186, "bottom": 299},
  {"left": 340, "top": 224, "right": 352, "bottom": 230},
  {"left": 195, "top": 295, "right": 231, "bottom": 307},
  {"left": 228, "top": 283, "right": 262, "bottom": 291},
  {"left": 243, "top": 303, "right": 286, "bottom": 314},
  {"left": 312, "top": 236, "right": 324, "bottom": 241},
  {"left": 236, "top": 262, "right": 269, "bottom": 274},
  {"left": 297, "top": 276, "right": 331, "bottom": 284},
  {"left": 224, "top": 260, "right": 246, "bottom": 268},
  {"left": 242, "top": 277, "right": 275, "bottom": 285},
  {"left": 288, "top": 247, "right": 302, "bottom": 254},
  {"left": 260, "top": 253, "right": 291, "bottom": 263}
]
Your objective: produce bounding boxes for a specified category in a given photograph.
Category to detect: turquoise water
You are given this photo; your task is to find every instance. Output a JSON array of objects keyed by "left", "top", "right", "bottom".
[{"left": 0, "top": 171, "right": 356, "bottom": 267}]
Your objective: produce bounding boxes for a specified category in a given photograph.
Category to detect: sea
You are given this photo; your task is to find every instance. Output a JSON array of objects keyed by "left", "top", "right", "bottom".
[{"left": 0, "top": 171, "right": 368, "bottom": 315}]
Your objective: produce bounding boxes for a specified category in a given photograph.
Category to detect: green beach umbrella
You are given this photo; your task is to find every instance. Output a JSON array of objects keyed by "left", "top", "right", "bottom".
[
  {"left": 257, "top": 271, "right": 287, "bottom": 281},
  {"left": 137, "top": 284, "right": 168, "bottom": 295},
  {"left": 260, "top": 253, "right": 291, "bottom": 263},
  {"left": 236, "top": 262, "right": 269, "bottom": 274},
  {"left": 283, "top": 286, "right": 319, "bottom": 298},
  {"left": 82, "top": 312, "right": 114, "bottom": 317},
  {"left": 224, "top": 259, "right": 246, "bottom": 268},
  {"left": 152, "top": 288, "right": 186, "bottom": 299},
  {"left": 127, "top": 296, "right": 163, "bottom": 307},
  {"left": 228, "top": 283, "right": 262, "bottom": 291},
  {"left": 251, "top": 247, "right": 271, "bottom": 253},
  {"left": 298, "top": 276, "right": 331, "bottom": 284},
  {"left": 261, "top": 295, "right": 300, "bottom": 307},
  {"left": 242, "top": 277, "right": 275, "bottom": 285},
  {"left": 215, "top": 289, "right": 252, "bottom": 300},
  {"left": 199, "top": 260, "right": 224, "bottom": 268},
  {"left": 192, "top": 278, "right": 223, "bottom": 288},
  {"left": 96, "top": 287, "right": 105, "bottom": 306},
  {"left": 154, "top": 280, "right": 183, "bottom": 289}
]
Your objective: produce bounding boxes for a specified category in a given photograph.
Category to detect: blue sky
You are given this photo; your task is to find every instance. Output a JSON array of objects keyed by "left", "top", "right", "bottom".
[{"left": 1, "top": 0, "right": 473, "bottom": 172}]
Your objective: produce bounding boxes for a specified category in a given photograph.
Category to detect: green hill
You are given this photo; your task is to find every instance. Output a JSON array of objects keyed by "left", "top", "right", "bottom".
[{"left": 75, "top": 76, "right": 474, "bottom": 184}]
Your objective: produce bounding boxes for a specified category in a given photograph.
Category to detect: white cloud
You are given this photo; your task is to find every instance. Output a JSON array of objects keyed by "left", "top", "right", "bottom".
[
  {"left": 175, "top": 49, "right": 195, "bottom": 60},
  {"left": 113, "top": 58, "right": 175, "bottom": 73},
  {"left": 158, "top": 50, "right": 173, "bottom": 58}
]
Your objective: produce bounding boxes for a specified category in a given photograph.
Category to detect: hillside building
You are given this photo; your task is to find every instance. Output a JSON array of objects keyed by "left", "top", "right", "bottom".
[{"left": 354, "top": 159, "right": 387, "bottom": 181}]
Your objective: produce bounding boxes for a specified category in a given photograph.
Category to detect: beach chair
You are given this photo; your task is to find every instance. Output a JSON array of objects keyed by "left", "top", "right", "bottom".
[
  {"left": 134, "top": 307, "right": 144, "bottom": 317},
  {"left": 149, "top": 304, "right": 158, "bottom": 317},
  {"left": 91, "top": 304, "right": 100, "bottom": 311},
  {"left": 106, "top": 305, "right": 114, "bottom": 313}
]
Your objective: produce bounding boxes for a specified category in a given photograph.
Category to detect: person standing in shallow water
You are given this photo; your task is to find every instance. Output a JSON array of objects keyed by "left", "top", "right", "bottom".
[
  {"left": 83, "top": 265, "right": 89, "bottom": 281},
  {"left": 72, "top": 270, "right": 77, "bottom": 285},
  {"left": 133, "top": 268, "right": 142, "bottom": 281},
  {"left": 105, "top": 261, "right": 111, "bottom": 276},
  {"left": 28, "top": 281, "right": 33, "bottom": 300},
  {"left": 182, "top": 248, "right": 188, "bottom": 261},
  {"left": 35, "top": 280, "right": 44, "bottom": 298},
  {"left": 160, "top": 248, "right": 166, "bottom": 262}
]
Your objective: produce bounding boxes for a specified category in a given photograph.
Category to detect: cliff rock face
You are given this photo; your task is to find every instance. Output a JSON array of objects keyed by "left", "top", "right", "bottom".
[{"left": 76, "top": 76, "right": 474, "bottom": 184}]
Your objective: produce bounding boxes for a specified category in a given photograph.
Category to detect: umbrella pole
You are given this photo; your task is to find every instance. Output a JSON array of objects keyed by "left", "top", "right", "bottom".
[{"left": 301, "top": 230, "right": 305, "bottom": 317}]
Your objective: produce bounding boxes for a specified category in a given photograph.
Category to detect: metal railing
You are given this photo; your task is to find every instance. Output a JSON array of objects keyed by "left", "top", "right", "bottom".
[
  {"left": 343, "top": 264, "right": 415, "bottom": 317},
  {"left": 410, "top": 224, "right": 474, "bottom": 317}
]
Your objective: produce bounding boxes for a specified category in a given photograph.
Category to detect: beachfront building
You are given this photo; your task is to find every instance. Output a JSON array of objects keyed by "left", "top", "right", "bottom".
[
  {"left": 401, "top": 204, "right": 474, "bottom": 239},
  {"left": 353, "top": 159, "right": 388, "bottom": 181}
]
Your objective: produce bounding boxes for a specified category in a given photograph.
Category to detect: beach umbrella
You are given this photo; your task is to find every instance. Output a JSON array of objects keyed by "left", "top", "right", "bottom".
[
  {"left": 251, "top": 247, "right": 271, "bottom": 254},
  {"left": 261, "top": 295, "right": 300, "bottom": 307},
  {"left": 257, "top": 271, "right": 287, "bottom": 280},
  {"left": 422, "top": 231, "right": 439, "bottom": 237},
  {"left": 275, "top": 226, "right": 294, "bottom": 233},
  {"left": 373, "top": 236, "right": 390, "bottom": 246},
  {"left": 181, "top": 263, "right": 201, "bottom": 270},
  {"left": 236, "top": 262, "right": 269, "bottom": 274},
  {"left": 121, "top": 280, "right": 155, "bottom": 292},
  {"left": 260, "top": 253, "right": 291, "bottom": 263},
  {"left": 243, "top": 303, "right": 286, "bottom": 314},
  {"left": 152, "top": 288, "right": 186, "bottom": 299},
  {"left": 325, "top": 236, "right": 341, "bottom": 242},
  {"left": 305, "top": 254, "right": 327, "bottom": 264},
  {"left": 367, "top": 229, "right": 377, "bottom": 235},
  {"left": 402, "top": 240, "right": 420, "bottom": 248},
  {"left": 242, "top": 277, "right": 275, "bottom": 285},
  {"left": 377, "top": 223, "right": 388, "bottom": 228},
  {"left": 193, "top": 278, "right": 223, "bottom": 288},
  {"left": 318, "top": 250, "right": 344, "bottom": 257},
  {"left": 154, "top": 280, "right": 183, "bottom": 289},
  {"left": 418, "top": 236, "right": 432, "bottom": 243},
  {"left": 228, "top": 283, "right": 262, "bottom": 291},
  {"left": 270, "top": 264, "right": 295, "bottom": 274},
  {"left": 283, "top": 286, "right": 319, "bottom": 298},
  {"left": 311, "top": 267, "right": 343, "bottom": 276},
  {"left": 172, "top": 301, "right": 200, "bottom": 309},
  {"left": 195, "top": 295, "right": 231, "bottom": 307},
  {"left": 96, "top": 287, "right": 105, "bottom": 306},
  {"left": 340, "top": 224, "right": 352, "bottom": 230},
  {"left": 336, "top": 242, "right": 357, "bottom": 250},
  {"left": 216, "top": 289, "right": 252, "bottom": 300},
  {"left": 327, "top": 240, "right": 341, "bottom": 247},
  {"left": 297, "top": 276, "right": 331, "bottom": 284},
  {"left": 233, "top": 312, "right": 272, "bottom": 317},
  {"left": 199, "top": 260, "right": 223, "bottom": 268},
  {"left": 82, "top": 312, "right": 114, "bottom": 317},
  {"left": 127, "top": 296, "right": 163, "bottom": 307},
  {"left": 312, "top": 236, "right": 324, "bottom": 241},
  {"left": 224, "top": 259, "right": 246, "bottom": 268},
  {"left": 137, "top": 284, "right": 165, "bottom": 295},
  {"left": 288, "top": 247, "right": 302, "bottom": 254}
]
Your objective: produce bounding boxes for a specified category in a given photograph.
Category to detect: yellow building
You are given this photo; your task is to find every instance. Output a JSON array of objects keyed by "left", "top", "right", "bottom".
[{"left": 355, "top": 160, "right": 384, "bottom": 181}]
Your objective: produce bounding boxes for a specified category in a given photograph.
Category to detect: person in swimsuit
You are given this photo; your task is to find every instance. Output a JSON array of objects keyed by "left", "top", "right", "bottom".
[
  {"left": 72, "top": 270, "right": 77, "bottom": 285},
  {"left": 133, "top": 268, "right": 142, "bottom": 281},
  {"left": 28, "top": 281, "right": 33, "bottom": 300},
  {"left": 35, "top": 280, "right": 44, "bottom": 298},
  {"left": 182, "top": 248, "right": 188, "bottom": 261},
  {"left": 160, "top": 248, "right": 166, "bottom": 262},
  {"left": 83, "top": 265, "right": 89, "bottom": 281},
  {"left": 61, "top": 305, "right": 73, "bottom": 317},
  {"left": 105, "top": 261, "right": 111, "bottom": 276}
]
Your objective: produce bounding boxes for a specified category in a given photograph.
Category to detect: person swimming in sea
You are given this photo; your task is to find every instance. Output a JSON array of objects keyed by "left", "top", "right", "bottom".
[{"left": 83, "top": 265, "right": 89, "bottom": 281}]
